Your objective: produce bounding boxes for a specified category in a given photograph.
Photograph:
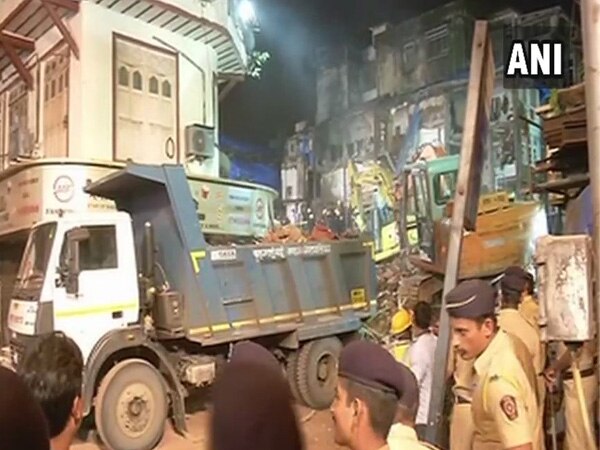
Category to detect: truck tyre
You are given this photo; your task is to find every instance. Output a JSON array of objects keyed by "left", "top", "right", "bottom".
[
  {"left": 295, "top": 337, "right": 342, "bottom": 409},
  {"left": 95, "top": 359, "right": 167, "bottom": 450},
  {"left": 286, "top": 351, "right": 302, "bottom": 403}
]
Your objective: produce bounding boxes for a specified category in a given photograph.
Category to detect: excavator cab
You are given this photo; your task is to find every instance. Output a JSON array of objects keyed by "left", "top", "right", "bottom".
[
  {"left": 401, "top": 155, "right": 459, "bottom": 261},
  {"left": 348, "top": 156, "right": 401, "bottom": 262}
]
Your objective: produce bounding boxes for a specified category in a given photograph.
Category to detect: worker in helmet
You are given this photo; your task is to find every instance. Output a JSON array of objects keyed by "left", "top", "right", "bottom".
[
  {"left": 387, "top": 304, "right": 437, "bottom": 440},
  {"left": 388, "top": 307, "right": 413, "bottom": 364}
]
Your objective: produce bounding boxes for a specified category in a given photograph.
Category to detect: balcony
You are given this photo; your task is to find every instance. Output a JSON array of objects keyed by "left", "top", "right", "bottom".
[
  {"left": 0, "top": 0, "right": 256, "bottom": 83},
  {"left": 93, "top": 0, "right": 254, "bottom": 76}
]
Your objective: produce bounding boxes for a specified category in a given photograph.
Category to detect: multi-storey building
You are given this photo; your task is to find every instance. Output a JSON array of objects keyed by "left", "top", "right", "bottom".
[{"left": 299, "top": 1, "right": 580, "bottom": 205}]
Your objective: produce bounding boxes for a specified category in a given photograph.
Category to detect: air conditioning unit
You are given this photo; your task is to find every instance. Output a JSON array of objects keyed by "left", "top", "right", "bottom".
[{"left": 185, "top": 124, "right": 215, "bottom": 160}]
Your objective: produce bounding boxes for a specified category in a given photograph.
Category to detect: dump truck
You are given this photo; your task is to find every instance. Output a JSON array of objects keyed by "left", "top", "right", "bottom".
[
  {"left": 3, "top": 162, "right": 377, "bottom": 450},
  {"left": 0, "top": 158, "right": 279, "bottom": 346}
]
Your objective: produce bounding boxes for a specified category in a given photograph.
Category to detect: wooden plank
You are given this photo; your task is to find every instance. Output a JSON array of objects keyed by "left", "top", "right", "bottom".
[
  {"left": 425, "top": 20, "right": 495, "bottom": 445},
  {"left": 40, "top": 0, "right": 79, "bottom": 59}
]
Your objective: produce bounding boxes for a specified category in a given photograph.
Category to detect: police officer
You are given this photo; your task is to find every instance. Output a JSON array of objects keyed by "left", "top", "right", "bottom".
[
  {"left": 388, "top": 307, "right": 413, "bottom": 364},
  {"left": 331, "top": 340, "right": 404, "bottom": 450},
  {"left": 445, "top": 279, "right": 539, "bottom": 450},
  {"left": 499, "top": 270, "right": 546, "bottom": 450},
  {"left": 388, "top": 362, "right": 439, "bottom": 450},
  {"left": 504, "top": 266, "right": 538, "bottom": 328},
  {"left": 544, "top": 340, "right": 598, "bottom": 450}
]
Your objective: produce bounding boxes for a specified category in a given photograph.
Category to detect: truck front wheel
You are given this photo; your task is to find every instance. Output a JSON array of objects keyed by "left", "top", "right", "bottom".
[{"left": 95, "top": 359, "right": 168, "bottom": 450}]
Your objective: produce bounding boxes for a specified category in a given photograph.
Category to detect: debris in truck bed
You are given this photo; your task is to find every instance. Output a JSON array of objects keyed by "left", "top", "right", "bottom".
[
  {"left": 261, "top": 223, "right": 344, "bottom": 243},
  {"left": 262, "top": 224, "right": 307, "bottom": 243}
]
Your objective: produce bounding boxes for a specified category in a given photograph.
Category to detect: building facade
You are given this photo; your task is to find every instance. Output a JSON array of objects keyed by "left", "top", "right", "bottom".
[
  {"left": 0, "top": 0, "right": 257, "bottom": 178},
  {"left": 289, "top": 1, "right": 580, "bottom": 208}
]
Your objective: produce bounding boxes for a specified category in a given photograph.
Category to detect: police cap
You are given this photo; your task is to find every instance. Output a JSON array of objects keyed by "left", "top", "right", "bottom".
[
  {"left": 504, "top": 265, "right": 529, "bottom": 279},
  {"left": 338, "top": 340, "right": 404, "bottom": 399},
  {"left": 501, "top": 273, "right": 527, "bottom": 294},
  {"left": 230, "top": 341, "right": 282, "bottom": 374},
  {"left": 445, "top": 279, "right": 496, "bottom": 318},
  {"left": 503, "top": 266, "right": 532, "bottom": 288}
]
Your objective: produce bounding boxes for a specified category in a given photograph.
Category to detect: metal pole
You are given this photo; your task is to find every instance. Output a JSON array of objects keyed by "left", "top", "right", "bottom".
[{"left": 580, "top": 0, "right": 600, "bottom": 433}]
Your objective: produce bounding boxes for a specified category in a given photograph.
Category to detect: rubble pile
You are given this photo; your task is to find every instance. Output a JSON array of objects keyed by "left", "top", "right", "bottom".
[{"left": 365, "top": 254, "right": 425, "bottom": 339}]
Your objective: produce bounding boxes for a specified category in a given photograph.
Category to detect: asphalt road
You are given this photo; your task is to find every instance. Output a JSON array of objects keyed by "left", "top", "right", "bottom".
[{"left": 73, "top": 406, "right": 343, "bottom": 450}]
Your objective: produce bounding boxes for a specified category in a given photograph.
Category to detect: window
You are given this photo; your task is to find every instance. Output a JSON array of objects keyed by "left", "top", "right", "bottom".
[
  {"left": 402, "top": 42, "right": 417, "bottom": 72},
  {"left": 149, "top": 76, "right": 159, "bottom": 94},
  {"left": 425, "top": 24, "right": 449, "bottom": 60},
  {"left": 118, "top": 66, "right": 129, "bottom": 87},
  {"left": 61, "top": 225, "right": 118, "bottom": 271},
  {"left": 433, "top": 170, "right": 457, "bottom": 205},
  {"left": 132, "top": 71, "right": 143, "bottom": 90},
  {"left": 286, "top": 186, "right": 293, "bottom": 198},
  {"left": 162, "top": 80, "right": 171, "bottom": 98}
]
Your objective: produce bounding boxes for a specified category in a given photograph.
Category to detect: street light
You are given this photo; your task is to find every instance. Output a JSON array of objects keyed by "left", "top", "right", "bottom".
[{"left": 238, "top": 0, "right": 257, "bottom": 25}]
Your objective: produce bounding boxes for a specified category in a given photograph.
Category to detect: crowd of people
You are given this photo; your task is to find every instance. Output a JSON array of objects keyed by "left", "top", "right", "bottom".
[
  {"left": 0, "top": 264, "right": 596, "bottom": 450},
  {"left": 388, "top": 265, "right": 598, "bottom": 450}
]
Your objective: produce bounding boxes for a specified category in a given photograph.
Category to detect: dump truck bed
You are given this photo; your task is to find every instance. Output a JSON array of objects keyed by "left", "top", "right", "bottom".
[{"left": 86, "top": 163, "right": 377, "bottom": 346}]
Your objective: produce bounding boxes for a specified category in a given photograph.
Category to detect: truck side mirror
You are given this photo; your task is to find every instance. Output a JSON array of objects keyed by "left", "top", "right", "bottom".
[{"left": 65, "top": 228, "right": 90, "bottom": 295}]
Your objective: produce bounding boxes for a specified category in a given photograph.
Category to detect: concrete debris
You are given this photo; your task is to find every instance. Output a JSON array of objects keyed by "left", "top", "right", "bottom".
[{"left": 365, "top": 254, "right": 424, "bottom": 339}]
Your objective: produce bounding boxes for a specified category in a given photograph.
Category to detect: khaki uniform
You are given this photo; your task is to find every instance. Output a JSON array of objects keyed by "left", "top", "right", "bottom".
[
  {"left": 448, "top": 346, "right": 476, "bottom": 450},
  {"left": 559, "top": 340, "right": 598, "bottom": 450},
  {"left": 388, "top": 423, "right": 439, "bottom": 450},
  {"left": 471, "top": 330, "right": 539, "bottom": 450},
  {"left": 518, "top": 295, "right": 539, "bottom": 328},
  {"left": 499, "top": 309, "right": 546, "bottom": 450}
]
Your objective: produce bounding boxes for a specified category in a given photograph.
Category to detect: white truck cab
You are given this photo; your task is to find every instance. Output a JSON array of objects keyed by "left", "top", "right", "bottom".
[{"left": 8, "top": 213, "right": 140, "bottom": 363}]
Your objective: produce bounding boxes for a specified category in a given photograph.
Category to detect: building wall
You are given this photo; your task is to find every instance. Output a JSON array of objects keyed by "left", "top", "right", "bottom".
[
  {"left": 373, "top": 1, "right": 473, "bottom": 98},
  {"left": 0, "top": 1, "right": 227, "bottom": 178},
  {"left": 75, "top": 2, "right": 220, "bottom": 176},
  {"left": 316, "top": 64, "right": 349, "bottom": 125}
]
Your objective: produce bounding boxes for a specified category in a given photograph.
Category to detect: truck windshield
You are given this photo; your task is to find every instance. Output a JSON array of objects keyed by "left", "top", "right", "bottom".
[{"left": 15, "top": 222, "right": 57, "bottom": 293}]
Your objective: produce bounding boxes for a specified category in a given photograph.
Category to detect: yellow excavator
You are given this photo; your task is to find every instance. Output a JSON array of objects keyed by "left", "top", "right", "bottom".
[{"left": 348, "top": 156, "right": 417, "bottom": 263}]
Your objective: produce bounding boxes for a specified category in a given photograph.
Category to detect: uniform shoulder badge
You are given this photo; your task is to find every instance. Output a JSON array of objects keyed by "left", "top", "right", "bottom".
[{"left": 500, "top": 395, "right": 518, "bottom": 421}]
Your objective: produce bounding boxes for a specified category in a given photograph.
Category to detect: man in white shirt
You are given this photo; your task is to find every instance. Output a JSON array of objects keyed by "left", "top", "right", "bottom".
[{"left": 406, "top": 301, "right": 437, "bottom": 439}]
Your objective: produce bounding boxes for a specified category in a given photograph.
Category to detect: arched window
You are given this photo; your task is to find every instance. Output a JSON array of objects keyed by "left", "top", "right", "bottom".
[
  {"left": 118, "top": 66, "right": 129, "bottom": 87},
  {"left": 149, "top": 76, "right": 159, "bottom": 94},
  {"left": 132, "top": 71, "right": 143, "bottom": 90},
  {"left": 162, "top": 80, "right": 171, "bottom": 98}
]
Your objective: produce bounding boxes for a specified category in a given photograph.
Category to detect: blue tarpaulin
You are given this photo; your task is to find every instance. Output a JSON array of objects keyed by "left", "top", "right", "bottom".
[
  {"left": 219, "top": 134, "right": 281, "bottom": 191},
  {"left": 229, "top": 159, "right": 280, "bottom": 191}
]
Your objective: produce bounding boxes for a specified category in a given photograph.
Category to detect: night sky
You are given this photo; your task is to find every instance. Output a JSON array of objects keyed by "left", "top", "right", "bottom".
[{"left": 221, "top": 0, "right": 574, "bottom": 149}]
